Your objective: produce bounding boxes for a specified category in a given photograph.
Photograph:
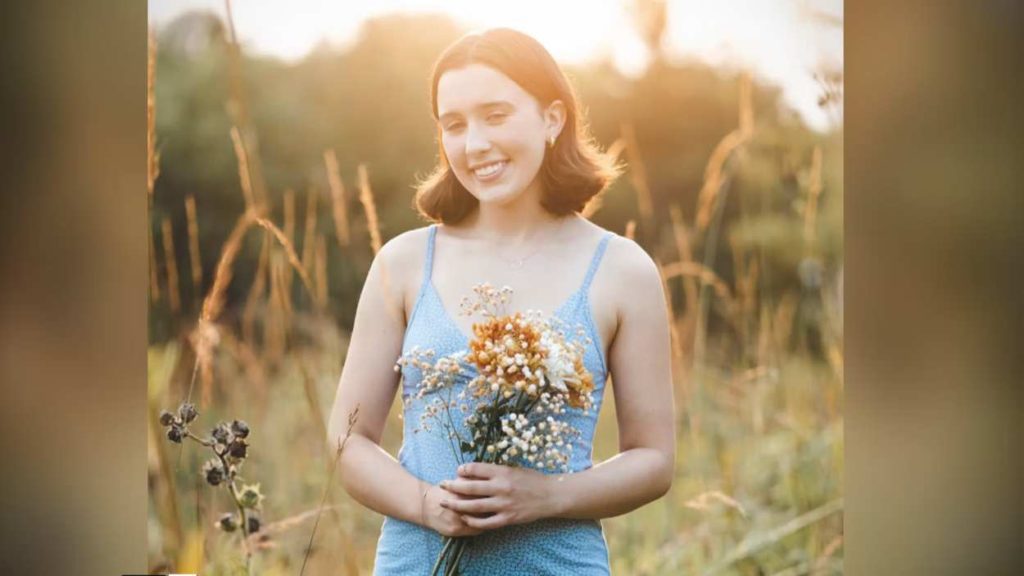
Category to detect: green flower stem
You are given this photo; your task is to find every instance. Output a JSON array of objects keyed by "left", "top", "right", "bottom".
[
  {"left": 445, "top": 539, "right": 468, "bottom": 576},
  {"left": 443, "top": 385, "right": 467, "bottom": 445},
  {"left": 228, "top": 479, "right": 254, "bottom": 573},
  {"left": 184, "top": 430, "right": 214, "bottom": 448},
  {"left": 430, "top": 536, "right": 457, "bottom": 576}
]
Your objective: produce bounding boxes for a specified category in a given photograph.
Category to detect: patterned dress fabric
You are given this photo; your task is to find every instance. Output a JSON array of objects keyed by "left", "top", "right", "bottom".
[{"left": 373, "top": 224, "right": 615, "bottom": 575}]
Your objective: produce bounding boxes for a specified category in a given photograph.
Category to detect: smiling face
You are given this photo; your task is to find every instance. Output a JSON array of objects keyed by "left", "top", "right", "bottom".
[{"left": 436, "top": 64, "right": 563, "bottom": 207}]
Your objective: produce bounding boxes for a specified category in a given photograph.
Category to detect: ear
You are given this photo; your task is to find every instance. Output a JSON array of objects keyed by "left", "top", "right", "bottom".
[{"left": 543, "top": 99, "right": 567, "bottom": 142}]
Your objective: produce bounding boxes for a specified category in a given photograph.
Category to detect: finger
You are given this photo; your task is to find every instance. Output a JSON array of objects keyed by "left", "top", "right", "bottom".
[
  {"left": 457, "top": 462, "right": 500, "bottom": 479},
  {"left": 460, "top": 512, "right": 509, "bottom": 530},
  {"left": 457, "top": 525, "right": 484, "bottom": 537},
  {"left": 441, "top": 496, "right": 501, "bottom": 515},
  {"left": 440, "top": 478, "right": 493, "bottom": 497}
]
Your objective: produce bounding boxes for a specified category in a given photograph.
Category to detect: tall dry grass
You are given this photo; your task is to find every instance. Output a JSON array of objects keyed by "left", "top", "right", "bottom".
[
  {"left": 283, "top": 188, "right": 296, "bottom": 294},
  {"left": 624, "top": 219, "right": 637, "bottom": 240},
  {"left": 803, "top": 145, "right": 823, "bottom": 257},
  {"left": 356, "top": 163, "right": 382, "bottom": 255},
  {"left": 620, "top": 122, "right": 655, "bottom": 233},
  {"left": 695, "top": 73, "right": 753, "bottom": 233},
  {"left": 150, "top": 230, "right": 161, "bottom": 304},
  {"left": 161, "top": 217, "right": 181, "bottom": 314},
  {"left": 241, "top": 231, "right": 270, "bottom": 345},
  {"left": 301, "top": 187, "right": 319, "bottom": 282},
  {"left": 222, "top": 0, "right": 268, "bottom": 213},
  {"left": 315, "top": 235, "right": 328, "bottom": 309},
  {"left": 185, "top": 194, "right": 203, "bottom": 299},
  {"left": 254, "top": 217, "right": 317, "bottom": 307},
  {"left": 265, "top": 247, "right": 291, "bottom": 364},
  {"left": 324, "top": 149, "right": 352, "bottom": 248},
  {"left": 230, "top": 126, "right": 258, "bottom": 215}
]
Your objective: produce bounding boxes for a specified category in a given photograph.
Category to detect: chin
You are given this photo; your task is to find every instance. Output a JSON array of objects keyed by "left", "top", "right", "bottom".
[
  {"left": 462, "top": 178, "right": 522, "bottom": 205},
  {"left": 475, "top": 187, "right": 524, "bottom": 206}
]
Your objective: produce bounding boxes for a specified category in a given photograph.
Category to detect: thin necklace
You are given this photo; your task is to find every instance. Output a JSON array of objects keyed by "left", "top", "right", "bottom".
[{"left": 492, "top": 217, "right": 568, "bottom": 269}]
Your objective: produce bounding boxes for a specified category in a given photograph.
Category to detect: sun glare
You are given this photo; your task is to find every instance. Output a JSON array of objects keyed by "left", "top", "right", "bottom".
[
  {"left": 401, "top": 0, "right": 624, "bottom": 64},
  {"left": 150, "top": 0, "right": 842, "bottom": 130}
]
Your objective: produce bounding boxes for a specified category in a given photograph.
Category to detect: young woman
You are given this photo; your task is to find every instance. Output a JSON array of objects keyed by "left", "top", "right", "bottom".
[{"left": 327, "top": 28, "right": 675, "bottom": 575}]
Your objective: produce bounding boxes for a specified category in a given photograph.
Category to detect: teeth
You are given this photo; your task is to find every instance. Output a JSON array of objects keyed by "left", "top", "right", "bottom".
[{"left": 474, "top": 161, "right": 506, "bottom": 178}]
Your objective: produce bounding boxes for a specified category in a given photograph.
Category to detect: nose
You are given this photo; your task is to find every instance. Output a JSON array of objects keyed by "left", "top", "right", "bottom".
[{"left": 464, "top": 121, "right": 492, "bottom": 156}]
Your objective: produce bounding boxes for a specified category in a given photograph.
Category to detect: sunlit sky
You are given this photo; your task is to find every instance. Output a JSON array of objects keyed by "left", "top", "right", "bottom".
[{"left": 149, "top": 0, "right": 842, "bottom": 131}]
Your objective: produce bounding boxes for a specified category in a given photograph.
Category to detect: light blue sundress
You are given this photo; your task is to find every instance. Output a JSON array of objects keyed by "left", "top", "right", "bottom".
[{"left": 373, "top": 223, "right": 615, "bottom": 575}]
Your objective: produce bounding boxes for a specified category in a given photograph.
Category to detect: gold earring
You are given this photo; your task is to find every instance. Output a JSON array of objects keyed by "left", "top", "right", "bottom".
[{"left": 547, "top": 135, "right": 555, "bottom": 148}]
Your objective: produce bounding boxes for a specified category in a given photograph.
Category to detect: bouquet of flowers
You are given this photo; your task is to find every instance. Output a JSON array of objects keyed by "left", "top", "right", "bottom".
[{"left": 395, "top": 283, "right": 595, "bottom": 576}]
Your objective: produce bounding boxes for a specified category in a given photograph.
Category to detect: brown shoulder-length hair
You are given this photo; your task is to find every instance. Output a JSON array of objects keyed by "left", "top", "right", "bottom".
[{"left": 414, "top": 28, "right": 621, "bottom": 225}]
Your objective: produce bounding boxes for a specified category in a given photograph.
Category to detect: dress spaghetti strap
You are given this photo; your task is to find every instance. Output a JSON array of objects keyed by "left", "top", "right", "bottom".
[
  {"left": 406, "top": 224, "right": 439, "bottom": 331},
  {"left": 422, "top": 224, "right": 438, "bottom": 284},
  {"left": 580, "top": 233, "right": 613, "bottom": 297}
]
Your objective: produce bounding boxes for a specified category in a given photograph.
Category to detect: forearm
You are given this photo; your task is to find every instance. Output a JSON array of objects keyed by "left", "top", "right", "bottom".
[
  {"left": 332, "top": 433, "right": 429, "bottom": 527},
  {"left": 549, "top": 447, "right": 673, "bottom": 520}
]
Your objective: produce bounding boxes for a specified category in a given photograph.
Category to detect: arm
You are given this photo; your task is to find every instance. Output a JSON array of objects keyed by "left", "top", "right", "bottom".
[
  {"left": 547, "top": 242, "right": 676, "bottom": 519},
  {"left": 442, "top": 239, "right": 676, "bottom": 527},
  {"left": 325, "top": 233, "right": 481, "bottom": 537}
]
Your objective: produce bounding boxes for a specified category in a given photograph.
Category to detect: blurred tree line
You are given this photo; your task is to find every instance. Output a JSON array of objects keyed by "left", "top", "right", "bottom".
[{"left": 150, "top": 10, "right": 841, "bottom": 363}]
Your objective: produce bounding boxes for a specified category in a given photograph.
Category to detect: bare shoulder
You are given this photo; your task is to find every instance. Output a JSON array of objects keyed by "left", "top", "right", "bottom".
[
  {"left": 593, "top": 230, "right": 663, "bottom": 321},
  {"left": 604, "top": 233, "right": 659, "bottom": 276},
  {"left": 377, "top": 225, "right": 432, "bottom": 270},
  {"left": 576, "top": 221, "right": 663, "bottom": 352},
  {"left": 374, "top": 225, "right": 434, "bottom": 321}
]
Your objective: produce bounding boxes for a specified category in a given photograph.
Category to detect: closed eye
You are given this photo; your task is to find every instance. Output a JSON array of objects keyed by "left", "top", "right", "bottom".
[{"left": 486, "top": 112, "right": 508, "bottom": 123}]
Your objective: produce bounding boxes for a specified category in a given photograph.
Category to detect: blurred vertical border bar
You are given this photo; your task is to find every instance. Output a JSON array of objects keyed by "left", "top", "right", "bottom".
[
  {"left": 847, "top": 0, "right": 1024, "bottom": 574},
  {"left": 0, "top": 0, "right": 148, "bottom": 575}
]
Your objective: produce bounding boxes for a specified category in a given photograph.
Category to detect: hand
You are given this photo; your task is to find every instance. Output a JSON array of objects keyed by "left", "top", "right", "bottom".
[
  {"left": 438, "top": 462, "right": 562, "bottom": 530},
  {"left": 423, "top": 484, "right": 485, "bottom": 538}
]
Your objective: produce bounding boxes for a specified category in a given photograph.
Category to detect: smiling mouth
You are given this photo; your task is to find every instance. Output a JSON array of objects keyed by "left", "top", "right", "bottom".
[{"left": 472, "top": 160, "right": 508, "bottom": 181}]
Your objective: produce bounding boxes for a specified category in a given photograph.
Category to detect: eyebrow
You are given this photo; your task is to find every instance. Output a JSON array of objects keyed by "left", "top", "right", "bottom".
[{"left": 438, "top": 100, "right": 514, "bottom": 122}]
